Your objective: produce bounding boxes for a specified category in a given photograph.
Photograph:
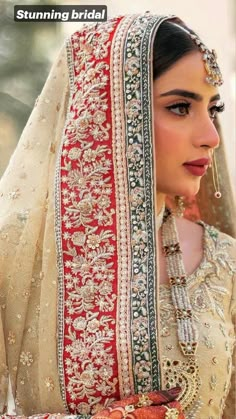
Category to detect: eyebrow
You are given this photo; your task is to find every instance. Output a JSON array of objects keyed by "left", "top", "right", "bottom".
[{"left": 159, "top": 89, "right": 220, "bottom": 102}]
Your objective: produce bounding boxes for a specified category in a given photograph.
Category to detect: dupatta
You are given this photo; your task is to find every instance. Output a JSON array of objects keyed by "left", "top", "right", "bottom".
[{"left": 0, "top": 13, "right": 235, "bottom": 416}]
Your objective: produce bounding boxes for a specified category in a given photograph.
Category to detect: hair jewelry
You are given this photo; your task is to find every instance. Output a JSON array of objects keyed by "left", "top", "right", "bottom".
[{"left": 172, "top": 23, "right": 223, "bottom": 87}]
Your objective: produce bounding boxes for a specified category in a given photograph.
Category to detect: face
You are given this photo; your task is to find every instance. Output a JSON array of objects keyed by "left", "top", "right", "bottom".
[{"left": 153, "top": 51, "right": 223, "bottom": 198}]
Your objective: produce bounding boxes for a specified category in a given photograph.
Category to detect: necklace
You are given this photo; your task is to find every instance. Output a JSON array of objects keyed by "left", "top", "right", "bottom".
[{"left": 161, "top": 208, "right": 198, "bottom": 356}]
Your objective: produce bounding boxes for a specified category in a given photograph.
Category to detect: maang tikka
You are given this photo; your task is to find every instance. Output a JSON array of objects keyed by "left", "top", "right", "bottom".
[{"left": 172, "top": 23, "right": 223, "bottom": 87}]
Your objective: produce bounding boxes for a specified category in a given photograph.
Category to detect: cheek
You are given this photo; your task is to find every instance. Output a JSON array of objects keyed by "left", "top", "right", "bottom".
[{"left": 154, "top": 119, "right": 181, "bottom": 158}]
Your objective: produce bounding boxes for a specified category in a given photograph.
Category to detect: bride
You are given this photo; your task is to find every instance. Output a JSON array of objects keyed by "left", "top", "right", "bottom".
[{"left": 0, "top": 12, "right": 235, "bottom": 419}]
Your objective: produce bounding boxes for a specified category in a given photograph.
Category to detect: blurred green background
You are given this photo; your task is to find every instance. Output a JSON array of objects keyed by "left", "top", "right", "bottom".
[{"left": 0, "top": 0, "right": 64, "bottom": 176}]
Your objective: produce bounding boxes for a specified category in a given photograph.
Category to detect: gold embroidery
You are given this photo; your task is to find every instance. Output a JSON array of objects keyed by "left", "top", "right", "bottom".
[
  {"left": 160, "top": 287, "right": 176, "bottom": 337},
  {"left": 210, "top": 374, "right": 217, "bottom": 390},
  {"left": 191, "top": 273, "right": 229, "bottom": 319},
  {"left": 57, "top": 19, "right": 121, "bottom": 413},
  {"left": 163, "top": 357, "right": 201, "bottom": 411},
  {"left": 202, "top": 334, "right": 215, "bottom": 349}
]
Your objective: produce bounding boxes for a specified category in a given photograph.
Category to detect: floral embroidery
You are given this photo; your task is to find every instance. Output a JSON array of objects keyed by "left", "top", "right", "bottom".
[
  {"left": 189, "top": 225, "right": 235, "bottom": 320},
  {"left": 191, "top": 273, "right": 229, "bottom": 320},
  {"left": 159, "top": 287, "right": 176, "bottom": 337},
  {"left": 44, "top": 377, "right": 55, "bottom": 391},
  {"left": 56, "top": 18, "right": 121, "bottom": 414},
  {"left": 20, "top": 351, "right": 33, "bottom": 366},
  {"left": 7, "top": 331, "right": 16, "bottom": 345},
  {"left": 124, "top": 14, "right": 166, "bottom": 393},
  {"left": 8, "top": 189, "right": 20, "bottom": 200}
]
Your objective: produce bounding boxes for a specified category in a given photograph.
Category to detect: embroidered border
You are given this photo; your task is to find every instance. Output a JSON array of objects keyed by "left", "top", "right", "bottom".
[
  {"left": 55, "top": 40, "right": 75, "bottom": 414},
  {"left": 110, "top": 14, "right": 137, "bottom": 399},
  {"left": 55, "top": 18, "right": 121, "bottom": 415},
  {"left": 123, "top": 14, "right": 171, "bottom": 392},
  {"left": 141, "top": 15, "right": 171, "bottom": 390},
  {"left": 65, "top": 37, "right": 76, "bottom": 94},
  {"left": 123, "top": 15, "right": 155, "bottom": 393}
]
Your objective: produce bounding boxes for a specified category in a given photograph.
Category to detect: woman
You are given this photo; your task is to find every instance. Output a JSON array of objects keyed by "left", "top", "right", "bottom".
[{"left": 0, "top": 12, "right": 235, "bottom": 419}]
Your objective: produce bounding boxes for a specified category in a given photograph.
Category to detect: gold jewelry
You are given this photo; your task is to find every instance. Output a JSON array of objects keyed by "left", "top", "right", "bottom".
[
  {"left": 172, "top": 23, "right": 223, "bottom": 86},
  {"left": 162, "top": 208, "right": 198, "bottom": 355},
  {"left": 211, "top": 152, "right": 222, "bottom": 198},
  {"left": 164, "top": 405, "right": 180, "bottom": 418},
  {"left": 136, "top": 393, "right": 153, "bottom": 407},
  {"left": 174, "top": 196, "right": 185, "bottom": 218}
]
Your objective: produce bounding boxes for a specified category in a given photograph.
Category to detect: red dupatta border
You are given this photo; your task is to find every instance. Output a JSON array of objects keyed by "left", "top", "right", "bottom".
[{"left": 55, "top": 17, "right": 131, "bottom": 416}]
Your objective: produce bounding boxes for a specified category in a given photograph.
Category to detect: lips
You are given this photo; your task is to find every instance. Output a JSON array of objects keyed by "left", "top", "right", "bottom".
[{"left": 183, "top": 158, "right": 210, "bottom": 177}]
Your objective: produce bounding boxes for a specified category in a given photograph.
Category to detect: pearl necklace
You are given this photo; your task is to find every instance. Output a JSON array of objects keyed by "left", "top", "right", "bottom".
[{"left": 161, "top": 208, "right": 198, "bottom": 356}]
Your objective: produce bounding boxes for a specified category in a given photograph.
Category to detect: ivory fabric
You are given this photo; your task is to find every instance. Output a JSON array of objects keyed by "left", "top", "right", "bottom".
[{"left": 0, "top": 14, "right": 235, "bottom": 419}]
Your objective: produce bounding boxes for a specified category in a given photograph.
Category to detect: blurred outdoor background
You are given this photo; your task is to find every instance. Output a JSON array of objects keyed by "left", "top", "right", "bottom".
[{"left": 0, "top": 0, "right": 235, "bottom": 189}]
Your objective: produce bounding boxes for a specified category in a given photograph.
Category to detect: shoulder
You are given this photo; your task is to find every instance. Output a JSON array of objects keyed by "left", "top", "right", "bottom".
[
  {"left": 203, "top": 222, "right": 236, "bottom": 257},
  {"left": 197, "top": 220, "right": 236, "bottom": 277},
  {"left": 176, "top": 218, "right": 236, "bottom": 312}
]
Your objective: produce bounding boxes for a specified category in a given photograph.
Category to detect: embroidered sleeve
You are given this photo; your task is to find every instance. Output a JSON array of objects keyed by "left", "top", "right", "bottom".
[{"left": 222, "top": 241, "right": 236, "bottom": 418}]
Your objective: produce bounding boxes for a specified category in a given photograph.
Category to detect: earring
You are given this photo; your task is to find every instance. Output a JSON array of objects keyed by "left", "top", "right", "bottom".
[
  {"left": 174, "top": 195, "right": 185, "bottom": 217},
  {"left": 211, "top": 152, "right": 222, "bottom": 198}
]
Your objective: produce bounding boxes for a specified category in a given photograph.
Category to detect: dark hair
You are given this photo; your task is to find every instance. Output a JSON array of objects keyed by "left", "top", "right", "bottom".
[{"left": 153, "top": 20, "right": 199, "bottom": 79}]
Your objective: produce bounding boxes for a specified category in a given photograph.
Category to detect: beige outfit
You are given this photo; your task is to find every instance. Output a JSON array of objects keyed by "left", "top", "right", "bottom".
[
  {"left": 0, "top": 15, "right": 235, "bottom": 419},
  {"left": 160, "top": 225, "right": 236, "bottom": 418}
]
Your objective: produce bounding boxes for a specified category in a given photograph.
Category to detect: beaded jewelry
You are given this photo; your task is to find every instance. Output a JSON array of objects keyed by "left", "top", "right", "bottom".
[{"left": 162, "top": 208, "right": 198, "bottom": 356}]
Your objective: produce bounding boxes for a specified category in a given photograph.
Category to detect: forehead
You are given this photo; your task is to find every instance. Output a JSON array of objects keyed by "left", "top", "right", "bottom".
[{"left": 153, "top": 51, "right": 219, "bottom": 97}]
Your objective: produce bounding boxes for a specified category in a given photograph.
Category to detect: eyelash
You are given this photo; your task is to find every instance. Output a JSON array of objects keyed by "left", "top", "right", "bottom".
[{"left": 166, "top": 102, "right": 225, "bottom": 120}]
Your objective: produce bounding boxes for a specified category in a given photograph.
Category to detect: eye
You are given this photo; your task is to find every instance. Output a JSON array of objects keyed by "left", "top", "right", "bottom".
[
  {"left": 166, "top": 102, "right": 191, "bottom": 116},
  {"left": 208, "top": 102, "right": 225, "bottom": 120}
]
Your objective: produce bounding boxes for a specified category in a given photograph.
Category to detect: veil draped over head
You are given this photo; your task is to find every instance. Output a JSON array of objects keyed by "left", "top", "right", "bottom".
[{"left": 0, "top": 13, "right": 235, "bottom": 416}]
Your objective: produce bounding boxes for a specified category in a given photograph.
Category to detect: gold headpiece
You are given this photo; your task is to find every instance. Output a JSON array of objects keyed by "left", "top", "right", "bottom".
[
  {"left": 189, "top": 33, "right": 223, "bottom": 86},
  {"left": 172, "top": 23, "right": 223, "bottom": 87}
]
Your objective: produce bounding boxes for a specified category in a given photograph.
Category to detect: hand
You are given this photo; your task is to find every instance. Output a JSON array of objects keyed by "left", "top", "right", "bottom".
[{"left": 92, "top": 387, "right": 185, "bottom": 418}]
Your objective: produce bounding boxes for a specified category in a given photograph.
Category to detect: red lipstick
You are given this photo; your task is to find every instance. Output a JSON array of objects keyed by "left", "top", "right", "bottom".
[{"left": 183, "top": 158, "right": 210, "bottom": 177}]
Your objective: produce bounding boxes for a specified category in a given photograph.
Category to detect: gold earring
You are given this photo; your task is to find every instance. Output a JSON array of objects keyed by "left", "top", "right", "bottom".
[{"left": 174, "top": 196, "right": 185, "bottom": 217}]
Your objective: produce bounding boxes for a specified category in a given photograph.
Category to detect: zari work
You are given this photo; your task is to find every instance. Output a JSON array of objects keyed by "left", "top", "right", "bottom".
[{"left": 0, "top": 13, "right": 235, "bottom": 419}]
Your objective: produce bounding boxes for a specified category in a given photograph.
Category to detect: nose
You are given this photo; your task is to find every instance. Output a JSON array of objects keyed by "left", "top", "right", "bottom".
[{"left": 193, "top": 118, "right": 220, "bottom": 150}]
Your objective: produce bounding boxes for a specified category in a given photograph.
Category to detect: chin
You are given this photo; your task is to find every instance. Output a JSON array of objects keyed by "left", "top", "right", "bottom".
[
  {"left": 157, "top": 178, "right": 201, "bottom": 198},
  {"left": 179, "top": 180, "right": 201, "bottom": 197}
]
